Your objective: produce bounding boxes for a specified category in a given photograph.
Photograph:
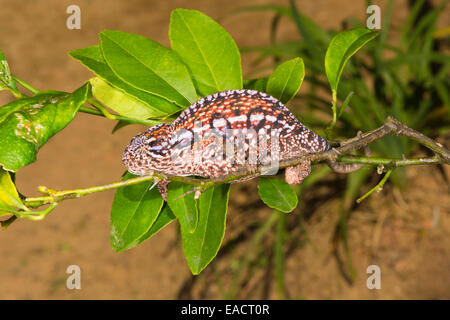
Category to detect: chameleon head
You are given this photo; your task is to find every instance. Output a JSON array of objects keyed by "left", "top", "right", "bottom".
[{"left": 122, "top": 123, "right": 173, "bottom": 176}]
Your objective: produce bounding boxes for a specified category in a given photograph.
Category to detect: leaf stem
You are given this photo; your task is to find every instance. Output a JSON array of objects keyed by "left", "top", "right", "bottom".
[
  {"left": 88, "top": 98, "right": 116, "bottom": 120},
  {"left": 331, "top": 89, "right": 337, "bottom": 124},
  {"left": 356, "top": 169, "right": 393, "bottom": 203},
  {"left": 78, "top": 106, "right": 163, "bottom": 126},
  {"left": 12, "top": 76, "right": 39, "bottom": 94},
  {"left": 326, "top": 89, "right": 338, "bottom": 136}
]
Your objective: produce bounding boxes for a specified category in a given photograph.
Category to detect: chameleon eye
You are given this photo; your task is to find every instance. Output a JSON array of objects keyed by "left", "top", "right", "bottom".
[
  {"left": 149, "top": 139, "right": 162, "bottom": 149},
  {"left": 147, "top": 138, "right": 168, "bottom": 155}
]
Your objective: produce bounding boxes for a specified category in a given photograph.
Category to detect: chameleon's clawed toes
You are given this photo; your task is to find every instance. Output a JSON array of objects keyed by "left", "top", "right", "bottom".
[
  {"left": 157, "top": 180, "right": 169, "bottom": 201},
  {"left": 285, "top": 160, "right": 311, "bottom": 184}
]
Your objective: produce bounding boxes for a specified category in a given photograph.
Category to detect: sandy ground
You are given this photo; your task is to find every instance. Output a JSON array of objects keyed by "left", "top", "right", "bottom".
[{"left": 0, "top": 0, "right": 448, "bottom": 299}]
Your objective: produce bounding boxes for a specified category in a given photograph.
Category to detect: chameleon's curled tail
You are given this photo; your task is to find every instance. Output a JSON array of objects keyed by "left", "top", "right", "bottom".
[
  {"left": 326, "top": 160, "right": 366, "bottom": 173},
  {"left": 326, "top": 132, "right": 372, "bottom": 173}
]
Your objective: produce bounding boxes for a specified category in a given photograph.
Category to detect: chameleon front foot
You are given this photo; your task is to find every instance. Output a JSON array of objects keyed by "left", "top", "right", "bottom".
[
  {"left": 157, "top": 180, "right": 169, "bottom": 201},
  {"left": 285, "top": 160, "right": 311, "bottom": 184}
]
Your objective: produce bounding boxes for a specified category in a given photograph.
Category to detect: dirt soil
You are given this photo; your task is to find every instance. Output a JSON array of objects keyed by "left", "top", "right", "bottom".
[{"left": 0, "top": 0, "right": 448, "bottom": 299}]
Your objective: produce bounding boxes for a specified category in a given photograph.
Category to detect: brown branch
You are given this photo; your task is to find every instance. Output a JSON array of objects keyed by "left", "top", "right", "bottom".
[{"left": 215, "top": 116, "right": 449, "bottom": 184}]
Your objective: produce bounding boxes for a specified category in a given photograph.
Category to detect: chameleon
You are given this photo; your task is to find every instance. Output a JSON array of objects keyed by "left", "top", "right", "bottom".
[{"left": 122, "top": 89, "right": 357, "bottom": 199}]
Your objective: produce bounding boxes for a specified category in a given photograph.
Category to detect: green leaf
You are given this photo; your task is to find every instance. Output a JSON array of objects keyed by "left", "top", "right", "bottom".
[
  {"left": 325, "top": 28, "right": 378, "bottom": 92},
  {"left": 266, "top": 57, "right": 305, "bottom": 104},
  {"left": 100, "top": 30, "right": 197, "bottom": 107},
  {"left": 167, "top": 182, "right": 198, "bottom": 233},
  {"left": 0, "top": 50, "right": 19, "bottom": 95},
  {"left": 0, "top": 83, "right": 90, "bottom": 172},
  {"left": 110, "top": 172, "right": 164, "bottom": 252},
  {"left": 258, "top": 177, "right": 298, "bottom": 213},
  {"left": 90, "top": 77, "right": 166, "bottom": 119},
  {"left": 169, "top": 9, "right": 242, "bottom": 96},
  {"left": 132, "top": 205, "right": 176, "bottom": 247},
  {"left": 0, "top": 168, "right": 27, "bottom": 216},
  {"left": 181, "top": 184, "right": 230, "bottom": 274},
  {"left": 69, "top": 45, "right": 180, "bottom": 118}
]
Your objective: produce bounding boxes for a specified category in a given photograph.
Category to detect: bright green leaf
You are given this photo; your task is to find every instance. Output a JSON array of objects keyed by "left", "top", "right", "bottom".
[
  {"left": 169, "top": 9, "right": 242, "bottom": 96},
  {"left": 266, "top": 57, "right": 305, "bottom": 104},
  {"left": 167, "top": 182, "right": 198, "bottom": 233},
  {"left": 100, "top": 30, "right": 197, "bottom": 107},
  {"left": 0, "top": 83, "right": 90, "bottom": 172},
  {"left": 69, "top": 45, "right": 180, "bottom": 118},
  {"left": 325, "top": 28, "right": 378, "bottom": 92},
  {"left": 110, "top": 172, "right": 164, "bottom": 252},
  {"left": 258, "top": 177, "right": 298, "bottom": 213},
  {"left": 181, "top": 184, "right": 230, "bottom": 275},
  {"left": 90, "top": 77, "right": 166, "bottom": 119},
  {"left": 0, "top": 168, "right": 27, "bottom": 216}
]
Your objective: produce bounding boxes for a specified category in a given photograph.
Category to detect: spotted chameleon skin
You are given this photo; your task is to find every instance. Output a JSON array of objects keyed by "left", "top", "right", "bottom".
[{"left": 122, "top": 89, "right": 330, "bottom": 186}]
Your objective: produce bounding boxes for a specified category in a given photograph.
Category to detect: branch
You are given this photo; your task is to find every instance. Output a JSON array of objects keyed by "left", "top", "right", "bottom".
[
  {"left": 25, "top": 173, "right": 205, "bottom": 207},
  {"left": 216, "top": 116, "right": 449, "bottom": 183},
  {"left": 22, "top": 116, "right": 449, "bottom": 208},
  {"left": 337, "top": 156, "right": 441, "bottom": 167}
]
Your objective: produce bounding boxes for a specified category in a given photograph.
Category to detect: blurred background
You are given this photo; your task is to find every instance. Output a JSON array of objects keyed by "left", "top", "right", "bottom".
[{"left": 0, "top": 0, "right": 448, "bottom": 299}]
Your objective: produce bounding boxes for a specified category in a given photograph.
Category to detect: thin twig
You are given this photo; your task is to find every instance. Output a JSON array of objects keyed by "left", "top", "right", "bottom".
[
  {"left": 357, "top": 169, "right": 393, "bottom": 203},
  {"left": 337, "top": 156, "right": 441, "bottom": 167}
]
